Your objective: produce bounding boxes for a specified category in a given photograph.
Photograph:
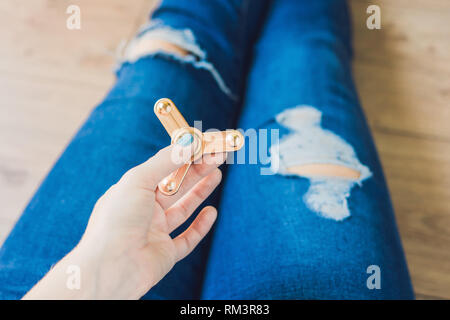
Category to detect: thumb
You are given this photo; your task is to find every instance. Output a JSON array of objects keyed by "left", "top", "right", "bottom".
[{"left": 121, "top": 140, "right": 194, "bottom": 190}]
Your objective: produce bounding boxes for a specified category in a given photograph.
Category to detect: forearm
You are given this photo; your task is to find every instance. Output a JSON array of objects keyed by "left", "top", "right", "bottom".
[
  {"left": 23, "top": 245, "right": 98, "bottom": 300},
  {"left": 22, "top": 242, "right": 144, "bottom": 300}
]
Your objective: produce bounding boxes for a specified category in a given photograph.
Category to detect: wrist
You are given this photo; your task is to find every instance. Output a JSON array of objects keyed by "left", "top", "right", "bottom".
[
  {"left": 70, "top": 239, "right": 150, "bottom": 299},
  {"left": 22, "top": 244, "right": 98, "bottom": 300},
  {"left": 24, "top": 238, "right": 151, "bottom": 300}
]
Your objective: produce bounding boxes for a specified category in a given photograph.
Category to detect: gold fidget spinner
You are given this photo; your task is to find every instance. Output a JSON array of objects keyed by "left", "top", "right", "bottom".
[{"left": 154, "top": 98, "right": 244, "bottom": 196}]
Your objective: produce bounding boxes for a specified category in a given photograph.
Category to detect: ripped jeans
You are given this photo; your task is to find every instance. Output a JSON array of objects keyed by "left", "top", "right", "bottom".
[{"left": 0, "top": 0, "right": 414, "bottom": 299}]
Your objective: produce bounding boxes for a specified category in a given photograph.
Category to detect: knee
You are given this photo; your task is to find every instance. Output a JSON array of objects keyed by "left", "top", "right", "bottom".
[
  {"left": 118, "top": 21, "right": 236, "bottom": 99},
  {"left": 125, "top": 38, "right": 191, "bottom": 62},
  {"left": 286, "top": 163, "right": 361, "bottom": 180},
  {"left": 269, "top": 106, "right": 372, "bottom": 221}
]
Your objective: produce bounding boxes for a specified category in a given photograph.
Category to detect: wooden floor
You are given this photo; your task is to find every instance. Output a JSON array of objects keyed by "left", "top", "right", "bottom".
[{"left": 0, "top": 0, "right": 449, "bottom": 299}]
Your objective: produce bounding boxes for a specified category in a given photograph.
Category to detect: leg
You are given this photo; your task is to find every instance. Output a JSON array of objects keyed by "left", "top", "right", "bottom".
[
  {"left": 202, "top": 0, "right": 414, "bottom": 299},
  {"left": 0, "top": 0, "right": 270, "bottom": 299}
]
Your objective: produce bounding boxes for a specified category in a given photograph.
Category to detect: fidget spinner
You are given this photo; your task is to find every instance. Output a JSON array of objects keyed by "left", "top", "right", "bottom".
[{"left": 154, "top": 98, "right": 244, "bottom": 196}]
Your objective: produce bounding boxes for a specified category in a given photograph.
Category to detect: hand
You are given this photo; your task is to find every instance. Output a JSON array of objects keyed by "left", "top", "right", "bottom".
[{"left": 24, "top": 144, "right": 226, "bottom": 299}]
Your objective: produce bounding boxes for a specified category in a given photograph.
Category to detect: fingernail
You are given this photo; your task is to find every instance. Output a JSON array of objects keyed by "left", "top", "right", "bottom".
[{"left": 177, "top": 133, "right": 194, "bottom": 147}]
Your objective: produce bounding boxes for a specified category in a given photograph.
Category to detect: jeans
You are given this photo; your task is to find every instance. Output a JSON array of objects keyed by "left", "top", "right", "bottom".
[{"left": 0, "top": 0, "right": 414, "bottom": 299}]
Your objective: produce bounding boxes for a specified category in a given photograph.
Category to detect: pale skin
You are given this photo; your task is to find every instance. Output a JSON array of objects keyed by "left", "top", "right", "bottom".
[{"left": 24, "top": 144, "right": 227, "bottom": 300}]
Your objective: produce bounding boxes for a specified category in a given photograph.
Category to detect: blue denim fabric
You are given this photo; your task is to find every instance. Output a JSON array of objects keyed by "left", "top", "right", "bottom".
[
  {"left": 0, "top": 0, "right": 413, "bottom": 299},
  {"left": 201, "top": 0, "right": 414, "bottom": 299}
]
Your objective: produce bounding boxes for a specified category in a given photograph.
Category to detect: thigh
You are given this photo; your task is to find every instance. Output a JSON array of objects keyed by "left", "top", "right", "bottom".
[
  {"left": 202, "top": 0, "right": 414, "bottom": 299},
  {"left": 0, "top": 0, "right": 271, "bottom": 299}
]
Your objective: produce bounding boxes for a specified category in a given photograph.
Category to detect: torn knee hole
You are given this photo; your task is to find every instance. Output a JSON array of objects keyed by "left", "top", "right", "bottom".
[
  {"left": 119, "top": 21, "right": 236, "bottom": 99},
  {"left": 269, "top": 105, "right": 373, "bottom": 221},
  {"left": 286, "top": 163, "right": 361, "bottom": 180},
  {"left": 127, "top": 39, "right": 192, "bottom": 59}
]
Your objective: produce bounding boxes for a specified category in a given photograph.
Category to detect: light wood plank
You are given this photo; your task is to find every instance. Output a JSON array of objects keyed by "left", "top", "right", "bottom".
[
  {"left": 373, "top": 131, "right": 450, "bottom": 299},
  {"left": 350, "top": 0, "right": 450, "bottom": 140},
  {"left": 0, "top": 0, "right": 149, "bottom": 240},
  {"left": 350, "top": 0, "right": 450, "bottom": 299}
]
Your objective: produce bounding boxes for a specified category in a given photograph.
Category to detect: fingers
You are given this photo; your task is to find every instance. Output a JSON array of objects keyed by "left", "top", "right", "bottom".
[
  {"left": 165, "top": 168, "right": 222, "bottom": 233},
  {"left": 156, "top": 152, "right": 226, "bottom": 210},
  {"left": 120, "top": 144, "right": 193, "bottom": 190},
  {"left": 173, "top": 206, "right": 217, "bottom": 262}
]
